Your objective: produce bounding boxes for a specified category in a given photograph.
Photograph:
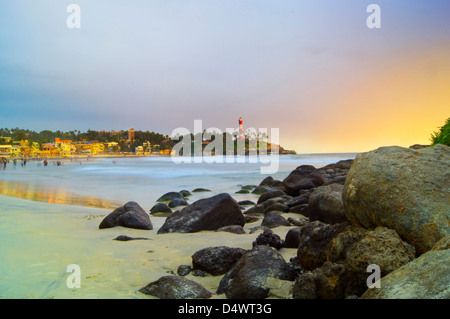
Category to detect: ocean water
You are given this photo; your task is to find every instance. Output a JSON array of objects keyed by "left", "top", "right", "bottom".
[{"left": 0, "top": 153, "right": 357, "bottom": 299}]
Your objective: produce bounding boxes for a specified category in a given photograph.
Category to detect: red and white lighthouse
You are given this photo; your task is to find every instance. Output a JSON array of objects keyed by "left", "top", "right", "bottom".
[{"left": 239, "top": 117, "right": 244, "bottom": 140}]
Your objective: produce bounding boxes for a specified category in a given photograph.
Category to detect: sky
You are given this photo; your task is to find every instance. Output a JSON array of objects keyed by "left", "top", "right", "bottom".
[{"left": 0, "top": 0, "right": 449, "bottom": 153}]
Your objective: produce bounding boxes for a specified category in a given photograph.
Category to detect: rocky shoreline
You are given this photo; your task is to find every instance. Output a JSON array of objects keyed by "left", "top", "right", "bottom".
[{"left": 98, "top": 144, "right": 450, "bottom": 299}]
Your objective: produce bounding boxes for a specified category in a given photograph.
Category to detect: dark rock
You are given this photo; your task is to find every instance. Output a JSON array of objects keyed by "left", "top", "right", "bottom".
[
  {"left": 243, "top": 203, "right": 265, "bottom": 215},
  {"left": 251, "top": 186, "right": 275, "bottom": 195},
  {"left": 216, "top": 225, "right": 246, "bottom": 234},
  {"left": 244, "top": 215, "right": 260, "bottom": 224},
  {"left": 150, "top": 202, "right": 173, "bottom": 216},
  {"left": 249, "top": 226, "right": 271, "bottom": 234},
  {"left": 238, "top": 200, "right": 255, "bottom": 206},
  {"left": 157, "top": 193, "right": 244, "bottom": 234},
  {"left": 113, "top": 235, "right": 150, "bottom": 241},
  {"left": 252, "top": 228, "right": 285, "bottom": 250},
  {"left": 264, "top": 203, "right": 290, "bottom": 214},
  {"left": 179, "top": 190, "right": 191, "bottom": 197},
  {"left": 259, "top": 176, "right": 274, "bottom": 186},
  {"left": 307, "top": 183, "right": 347, "bottom": 224},
  {"left": 289, "top": 204, "right": 308, "bottom": 214},
  {"left": 156, "top": 192, "right": 184, "bottom": 202},
  {"left": 284, "top": 227, "right": 303, "bottom": 248},
  {"left": 285, "top": 193, "right": 311, "bottom": 208},
  {"left": 192, "top": 246, "right": 248, "bottom": 276},
  {"left": 292, "top": 271, "right": 318, "bottom": 299},
  {"left": 287, "top": 215, "right": 309, "bottom": 227},
  {"left": 217, "top": 245, "right": 294, "bottom": 299},
  {"left": 257, "top": 190, "right": 286, "bottom": 205},
  {"left": 297, "top": 221, "right": 348, "bottom": 270},
  {"left": 177, "top": 265, "right": 192, "bottom": 276},
  {"left": 192, "top": 188, "right": 211, "bottom": 192},
  {"left": 99, "top": 201, "right": 152, "bottom": 230},
  {"left": 235, "top": 189, "right": 250, "bottom": 194},
  {"left": 168, "top": 198, "right": 188, "bottom": 208},
  {"left": 261, "top": 211, "right": 291, "bottom": 228},
  {"left": 139, "top": 275, "right": 212, "bottom": 299},
  {"left": 281, "top": 165, "right": 325, "bottom": 196},
  {"left": 192, "top": 269, "right": 209, "bottom": 277}
]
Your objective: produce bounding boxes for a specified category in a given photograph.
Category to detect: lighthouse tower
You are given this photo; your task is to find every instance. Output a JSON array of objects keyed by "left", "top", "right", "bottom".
[{"left": 239, "top": 117, "right": 244, "bottom": 140}]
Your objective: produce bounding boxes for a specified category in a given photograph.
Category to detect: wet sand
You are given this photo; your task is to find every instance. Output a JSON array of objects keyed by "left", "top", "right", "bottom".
[{"left": 0, "top": 195, "right": 298, "bottom": 299}]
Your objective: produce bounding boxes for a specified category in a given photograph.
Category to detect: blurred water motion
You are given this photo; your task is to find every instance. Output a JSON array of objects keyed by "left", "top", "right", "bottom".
[{"left": 0, "top": 180, "right": 120, "bottom": 209}]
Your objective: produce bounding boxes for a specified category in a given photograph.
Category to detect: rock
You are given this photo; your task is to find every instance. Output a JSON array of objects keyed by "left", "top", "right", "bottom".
[
  {"left": 251, "top": 186, "right": 275, "bottom": 195},
  {"left": 192, "top": 188, "right": 211, "bottom": 192},
  {"left": 238, "top": 200, "right": 255, "bottom": 206},
  {"left": 216, "top": 225, "right": 246, "bottom": 234},
  {"left": 343, "top": 144, "right": 450, "bottom": 254},
  {"left": 249, "top": 226, "right": 271, "bottom": 234},
  {"left": 289, "top": 204, "right": 308, "bottom": 214},
  {"left": 179, "top": 190, "right": 191, "bottom": 197},
  {"left": 99, "top": 201, "right": 152, "bottom": 230},
  {"left": 168, "top": 198, "right": 188, "bottom": 208},
  {"left": 343, "top": 227, "right": 416, "bottom": 296},
  {"left": 192, "top": 246, "right": 248, "bottom": 276},
  {"left": 192, "top": 269, "right": 209, "bottom": 277},
  {"left": 252, "top": 228, "right": 284, "bottom": 250},
  {"left": 217, "top": 245, "right": 294, "bottom": 299},
  {"left": 244, "top": 215, "right": 260, "bottom": 224},
  {"left": 281, "top": 165, "right": 325, "bottom": 196},
  {"left": 409, "top": 144, "right": 429, "bottom": 150},
  {"left": 284, "top": 227, "right": 303, "bottom": 248},
  {"left": 361, "top": 249, "right": 450, "bottom": 299},
  {"left": 139, "top": 275, "right": 212, "bottom": 299},
  {"left": 243, "top": 203, "right": 265, "bottom": 215},
  {"left": 292, "top": 271, "right": 318, "bottom": 299},
  {"left": 157, "top": 193, "right": 244, "bottom": 234},
  {"left": 177, "top": 265, "right": 192, "bottom": 276},
  {"left": 261, "top": 211, "right": 291, "bottom": 228},
  {"left": 241, "top": 185, "right": 258, "bottom": 190},
  {"left": 259, "top": 176, "right": 274, "bottom": 186},
  {"left": 156, "top": 192, "right": 184, "bottom": 202},
  {"left": 285, "top": 193, "right": 311, "bottom": 208},
  {"left": 297, "top": 221, "right": 348, "bottom": 270},
  {"left": 312, "top": 262, "right": 348, "bottom": 299},
  {"left": 150, "top": 202, "right": 173, "bottom": 216},
  {"left": 431, "top": 235, "right": 450, "bottom": 251},
  {"left": 264, "top": 203, "right": 290, "bottom": 214},
  {"left": 235, "top": 189, "right": 250, "bottom": 194},
  {"left": 307, "top": 183, "right": 347, "bottom": 224},
  {"left": 326, "top": 226, "right": 368, "bottom": 263},
  {"left": 113, "top": 235, "right": 150, "bottom": 241},
  {"left": 287, "top": 215, "right": 309, "bottom": 227},
  {"left": 257, "top": 190, "right": 286, "bottom": 204}
]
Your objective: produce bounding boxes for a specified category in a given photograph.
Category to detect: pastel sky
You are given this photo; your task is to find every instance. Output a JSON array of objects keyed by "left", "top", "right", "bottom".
[{"left": 0, "top": 0, "right": 449, "bottom": 153}]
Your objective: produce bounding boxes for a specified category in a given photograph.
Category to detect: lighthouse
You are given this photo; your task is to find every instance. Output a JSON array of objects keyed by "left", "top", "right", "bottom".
[{"left": 239, "top": 117, "right": 244, "bottom": 140}]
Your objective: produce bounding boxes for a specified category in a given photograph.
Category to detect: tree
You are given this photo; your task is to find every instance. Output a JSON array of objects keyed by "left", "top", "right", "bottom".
[{"left": 430, "top": 117, "right": 450, "bottom": 146}]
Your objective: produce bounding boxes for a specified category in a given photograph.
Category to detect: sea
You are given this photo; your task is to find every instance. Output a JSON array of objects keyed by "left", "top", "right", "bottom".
[{"left": 0, "top": 153, "right": 357, "bottom": 299}]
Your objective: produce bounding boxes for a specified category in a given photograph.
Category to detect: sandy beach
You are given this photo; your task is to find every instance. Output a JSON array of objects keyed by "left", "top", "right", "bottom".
[{"left": 0, "top": 194, "right": 299, "bottom": 299}]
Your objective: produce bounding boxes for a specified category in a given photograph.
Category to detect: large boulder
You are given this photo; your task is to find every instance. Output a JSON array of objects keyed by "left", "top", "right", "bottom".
[
  {"left": 343, "top": 145, "right": 450, "bottom": 254},
  {"left": 157, "top": 193, "right": 244, "bottom": 234},
  {"left": 217, "top": 245, "right": 294, "bottom": 299},
  {"left": 191, "top": 246, "right": 247, "bottom": 276},
  {"left": 281, "top": 165, "right": 325, "bottom": 196},
  {"left": 139, "top": 275, "right": 212, "bottom": 299},
  {"left": 361, "top": 248, "right": 450, "bottom": 299},
  {"left": 99, "top": 201, "right": 152, "bottom": 230},
  {"left": 306, "top": 183, "right": 347, "bottom": 224},
  {"left": 156, "top": 191, "right": 184, "bottom": 202},
  {"left": 343, "top": 227, "right": 416, "bottom": 296}
]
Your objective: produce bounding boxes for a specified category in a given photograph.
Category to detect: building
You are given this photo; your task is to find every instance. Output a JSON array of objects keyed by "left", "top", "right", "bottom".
[
  {"left": 239, "top": 117, "right": 244, "bottom": 141},
  {"left": 128, "top": 128, "right": 135, "bottom": 143}
]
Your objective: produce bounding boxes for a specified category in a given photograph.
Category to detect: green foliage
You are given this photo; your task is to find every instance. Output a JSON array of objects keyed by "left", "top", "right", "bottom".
[{"left": 430, "top": 117, "right": 450, "bottom": 146}]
